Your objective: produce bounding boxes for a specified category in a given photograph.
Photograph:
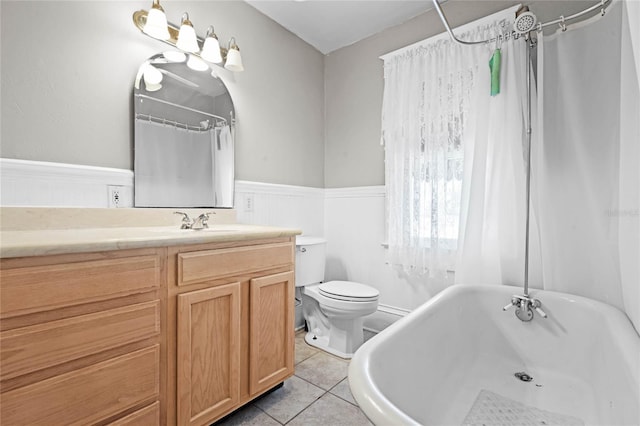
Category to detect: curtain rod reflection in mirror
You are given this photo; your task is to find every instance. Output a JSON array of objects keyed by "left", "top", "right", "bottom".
[
  {"left": 134, "top": 94, "right": 235, "bottom": 127},
  {"left": 136, "top": 113, "right": 216, "bottom": 132},
  {"left": 133, "top": 0, "right": 244, "bottom": 72}
]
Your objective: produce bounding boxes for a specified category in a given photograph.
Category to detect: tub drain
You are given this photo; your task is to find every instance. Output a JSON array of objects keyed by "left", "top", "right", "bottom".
[{"left": 515, "top": 371, "right": 533, "bottom": 382}]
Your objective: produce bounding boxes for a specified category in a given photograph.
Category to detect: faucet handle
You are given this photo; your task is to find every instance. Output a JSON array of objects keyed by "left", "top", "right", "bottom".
[
  {"left": 198, "top": 212, "right": 215, "bottom": 226},
  {"left": 503, "top": 296, "right": 518, "bottom": 311},
  {"left": 191, "top": 211, "right": 216, "bottom": 230},
  {"left": 531, "top": 299, "right": 547, "bottom": 318},
  {"left": 174, "top": 211, "right": 192, "bottom": 229}
]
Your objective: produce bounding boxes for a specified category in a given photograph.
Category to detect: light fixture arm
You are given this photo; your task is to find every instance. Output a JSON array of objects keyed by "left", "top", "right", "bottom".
[
  {"left": 133, "top": 9, "right": 229, "bottom": 62},
  {"left": 205, "top": 26, "right": 218, "bottom": 39},
  {"left": 180, "top": 12, "right": 192, "bottom": 27}
]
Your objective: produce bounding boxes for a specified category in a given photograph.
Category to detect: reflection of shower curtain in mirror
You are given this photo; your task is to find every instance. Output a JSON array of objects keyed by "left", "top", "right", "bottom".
[
  {"left": 214, "top": 125, "right": 234, "bottom": 207},
  {"left": 135, "top": 119, "right": 215, "bottom": 207}
]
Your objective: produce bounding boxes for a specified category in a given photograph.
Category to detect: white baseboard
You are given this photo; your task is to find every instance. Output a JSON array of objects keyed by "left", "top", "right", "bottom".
[
  {"left": 378, "top": 303, "right": 411, "bottom": 317},
  {"left": 364, "top": 304, "right": 410, "bottom": 333}
]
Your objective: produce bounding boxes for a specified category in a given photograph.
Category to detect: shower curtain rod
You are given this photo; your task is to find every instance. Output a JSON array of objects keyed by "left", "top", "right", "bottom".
[
  {"left": 135, "top": 93, "right": 229, "bottom": 124},
  {"left": 431, "top": 0, "right": 611, "bottom": 46}
]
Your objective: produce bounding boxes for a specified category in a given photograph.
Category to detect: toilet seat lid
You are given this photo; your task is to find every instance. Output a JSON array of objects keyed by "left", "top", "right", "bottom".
[{"left": 319, "top": 281, "right": 379, "bottom": 302}]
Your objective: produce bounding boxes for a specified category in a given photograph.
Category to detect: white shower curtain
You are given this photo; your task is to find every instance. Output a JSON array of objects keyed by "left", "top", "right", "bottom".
[
  {"left": 454, "top": 34, "right": 533, "bottom": 287},
  {"left": 383, "top": 5, "right": 522, "bottom": 277},
  {"left": 533, "top": 0, "right": 640, "bottom": 331}
]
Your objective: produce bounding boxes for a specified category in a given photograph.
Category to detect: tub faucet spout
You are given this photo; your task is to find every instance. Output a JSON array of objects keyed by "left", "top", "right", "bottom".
[{"left": 503, "top": 294, "right": 547, "bottom": 322}]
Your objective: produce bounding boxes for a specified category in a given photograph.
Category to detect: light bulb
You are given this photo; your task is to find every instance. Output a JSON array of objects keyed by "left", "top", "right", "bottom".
[
  {"left": 176, "top": 13, "right": 199, "bottom": 53},
  {"left": 163, "top": 51, "right": 187, "bottom": 62},
  {"left": 187, "top": 55, "right": 209, "bottom": 72},
  {"left": 143, "top": 64, "right": 163, "bottom": 85},
  {"left": 201, "top": 27, "right": 223, "bottom": 64},
  {"left": 224, "top": 38, "right": 244, "bottom": 72},
  {"left": 143, "top": 1, "right": 170, "bottom": 40}
]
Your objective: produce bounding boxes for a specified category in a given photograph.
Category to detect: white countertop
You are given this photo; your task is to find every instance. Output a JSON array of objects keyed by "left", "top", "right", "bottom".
[{"left": 0, "top": 224, "right": 301, "bottom": 258}]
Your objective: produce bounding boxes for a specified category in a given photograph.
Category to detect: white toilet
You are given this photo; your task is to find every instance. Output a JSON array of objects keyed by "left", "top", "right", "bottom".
[{"left": 295, "top": 236, "right": 379, "bottom": 359}]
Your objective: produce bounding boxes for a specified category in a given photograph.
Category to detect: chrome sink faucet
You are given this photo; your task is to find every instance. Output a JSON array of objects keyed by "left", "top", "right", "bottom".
[
  {"left": 503, "top": 294, "right": 547, "bottom": 322},
  {"left": 174, "top": 211, "right": 215, "bottom": 230}
]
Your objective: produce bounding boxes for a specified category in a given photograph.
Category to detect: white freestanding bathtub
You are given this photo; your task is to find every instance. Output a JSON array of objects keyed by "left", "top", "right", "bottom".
[{"left": 349, "top": 285, "right": 640, "bottom": 426}]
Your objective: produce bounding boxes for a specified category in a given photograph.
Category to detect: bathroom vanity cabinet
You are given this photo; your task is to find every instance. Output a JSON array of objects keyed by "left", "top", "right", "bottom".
[
  {"left": 0, "top": 247, "right": 164, "bottom": 425},
  {"left": 0, "top": 232, "right": 296, "bottom": 426},
  {"left": 168, "top": 238, "right": 295, "bottom": 426}
]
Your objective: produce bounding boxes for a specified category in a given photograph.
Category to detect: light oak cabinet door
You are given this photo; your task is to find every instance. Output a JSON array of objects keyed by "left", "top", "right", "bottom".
[
  {"left": 249, "top": 271, "right": 295, "bottom": 395},
  {"left": 177, "top": 283, "right": 241, "bottom": 426}
]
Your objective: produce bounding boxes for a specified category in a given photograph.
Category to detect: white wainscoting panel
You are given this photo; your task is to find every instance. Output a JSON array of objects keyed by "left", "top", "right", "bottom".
[
  {"left": 0, "top": 159, "right": 133, "bottom": 208},
  {"left": 235, "top": 180, "right": 325, "bottom": 237},
  {"left": 324, "top": 185, "right": 437, "bottom": 323}
]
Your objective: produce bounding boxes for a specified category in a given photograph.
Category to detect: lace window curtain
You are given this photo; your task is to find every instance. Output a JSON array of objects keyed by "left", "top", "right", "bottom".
[{"left": 382, "top": 7, "right": 521, "bottom": 277}]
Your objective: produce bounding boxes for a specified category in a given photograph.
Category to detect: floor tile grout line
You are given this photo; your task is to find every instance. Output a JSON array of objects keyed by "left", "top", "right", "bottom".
[
  {"left": 294, "top": 351, "right": 319, "bottom": 366},
  {"left": 293, "top": 372, "right": 337, "bottom": 392},
  {"left": 326, "top": 378, "right": 360, "bottom": 408},
  {"left": 296, "top": 349, "right": 351, "bottom": 368},
  {"left": 282, "top": 389, "right": 329, "bottom": 425},
  {"left": 251, "top": 402, "right": 285, "bottom": 425}
]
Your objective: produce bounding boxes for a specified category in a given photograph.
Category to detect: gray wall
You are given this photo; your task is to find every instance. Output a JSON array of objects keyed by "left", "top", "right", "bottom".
[
  {"left": 323, "top": 0, "right": 596, "bottom": 188},
  {"left": 0, "top": 1, "right": 325, "bottom": 187},
  {"left": 1, "top": 1, "right": 596, "bottom": 190}
]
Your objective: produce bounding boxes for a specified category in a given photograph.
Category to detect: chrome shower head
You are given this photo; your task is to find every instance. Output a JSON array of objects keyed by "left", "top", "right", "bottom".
[{"left": 514, "top": 11, "right": 538, "bottom": 35}]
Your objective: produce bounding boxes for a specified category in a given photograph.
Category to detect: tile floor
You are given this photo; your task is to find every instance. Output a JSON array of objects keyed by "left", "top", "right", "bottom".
[{"left": 216, "top": 330, "right": 376, "bottom": 426}]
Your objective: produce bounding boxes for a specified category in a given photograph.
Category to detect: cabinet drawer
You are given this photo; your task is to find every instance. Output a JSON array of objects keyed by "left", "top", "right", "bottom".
[
  {"left": 110, "top": 401, "right": 160, "bottom": 425},
  {"left": 1, "top": 345, "right": 159, "bottom": 426},
  {"left": 1, "top": 301, "right": 160, "bottom": 381},
  {"left": 178, "top": 242, "right": 293, "bottom": 286},
  {"left": 1, "top": 255, "right": 160, "bottom": 318}
]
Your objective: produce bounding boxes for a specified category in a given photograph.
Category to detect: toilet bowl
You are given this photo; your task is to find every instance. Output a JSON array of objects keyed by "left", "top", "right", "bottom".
[{"left": 296, "top": 237, "right": 379, "bottom": 359}]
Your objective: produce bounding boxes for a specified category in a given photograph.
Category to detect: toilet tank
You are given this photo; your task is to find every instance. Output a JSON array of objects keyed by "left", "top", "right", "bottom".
[{"left": 295, "top": 236, "right": 327, "bottom": 287}]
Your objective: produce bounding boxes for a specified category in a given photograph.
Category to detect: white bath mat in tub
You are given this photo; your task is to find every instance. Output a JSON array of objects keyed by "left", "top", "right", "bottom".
[{"left": 462, "top": 390, "right": 584, "bottom": 426}]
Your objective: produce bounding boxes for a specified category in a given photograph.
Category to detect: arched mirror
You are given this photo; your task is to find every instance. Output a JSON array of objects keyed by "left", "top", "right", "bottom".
[{"left": 133, "top": 52, "right": 235, "bottom": 208}]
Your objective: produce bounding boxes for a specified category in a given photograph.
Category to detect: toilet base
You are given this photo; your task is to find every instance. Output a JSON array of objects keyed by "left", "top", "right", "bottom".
[
  {"left": 304, "top": 318, "right": 365, "bottom": 359},
  {"left": 305, "top": 332, "right": 354, "bottom": 359}
]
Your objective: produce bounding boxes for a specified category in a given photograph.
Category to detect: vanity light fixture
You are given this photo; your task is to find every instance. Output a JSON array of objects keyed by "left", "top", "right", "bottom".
[
  {"left": 132, "top": 5, "right": 245, "bottom": 72},
  {"left": 142, "top": 0, "right": 170, "bottom": 40},
  {"left": 224, "top": 38, "right": 244, "bottom": 72},
  {"left": 201, "top": 26, "right": 223, "bottom": 64}
]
